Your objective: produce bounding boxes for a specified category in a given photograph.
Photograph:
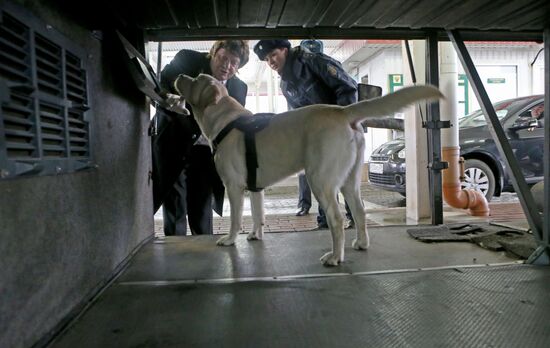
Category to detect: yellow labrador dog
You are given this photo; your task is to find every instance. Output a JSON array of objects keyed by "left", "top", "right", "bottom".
[{"left": 174, "top": 74, "right": 442, "bottom": 266}]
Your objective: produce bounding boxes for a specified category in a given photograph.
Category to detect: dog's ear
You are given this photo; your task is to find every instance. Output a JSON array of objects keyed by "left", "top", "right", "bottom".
[
  {"left": 198, "top": 80, "right": 224, "bottom": 108},
  {"left": 174, "top": 74, "right": 193, "bottom": 97}
]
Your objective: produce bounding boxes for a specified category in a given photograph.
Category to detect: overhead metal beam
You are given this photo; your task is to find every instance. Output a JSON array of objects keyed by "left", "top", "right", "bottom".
[
  {"left": 145, "top": 28, "right": 542, "bottom": 42},
  {"left": 448, "top": 30, "right": 548, "bottom": 264}
]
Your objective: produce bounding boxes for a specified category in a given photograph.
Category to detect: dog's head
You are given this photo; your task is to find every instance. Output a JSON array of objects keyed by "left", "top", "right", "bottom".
[{"left": 173, "top": 73, "right": 228, "bottom": 111}]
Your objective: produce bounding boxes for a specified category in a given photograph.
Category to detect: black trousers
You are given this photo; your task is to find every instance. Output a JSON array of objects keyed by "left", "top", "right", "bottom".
[
  {"left": 162, "top": 171, "right": 188, "bottom": 235},
  {"left": 298, "top": 173, "right": 353, "bottom": 226},
  {"left": 163, "top": 145, "right": 215, "bottom": 235}
]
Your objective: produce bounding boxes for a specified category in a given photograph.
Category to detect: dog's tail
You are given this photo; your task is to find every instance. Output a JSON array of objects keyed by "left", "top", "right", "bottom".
[{"left": 345, "top": 85, "right": 444, "bottom": 122}]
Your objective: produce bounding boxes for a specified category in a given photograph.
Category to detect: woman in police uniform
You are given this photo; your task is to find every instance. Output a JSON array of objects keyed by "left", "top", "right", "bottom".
[{"left": 254, "top": 39, "right": 357, "bottom": 228}]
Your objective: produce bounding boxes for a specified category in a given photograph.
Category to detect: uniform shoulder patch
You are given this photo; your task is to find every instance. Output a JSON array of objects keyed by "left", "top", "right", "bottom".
[{"left": 327, "top": 64, "right": 338, "bottom": 77}]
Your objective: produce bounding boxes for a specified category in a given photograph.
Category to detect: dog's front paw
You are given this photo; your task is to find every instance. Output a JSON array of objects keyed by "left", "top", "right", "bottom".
[
  {"left": 352, "top": 238, "right": 369, "bottom": 250},
  {"left": 216, "top": 235, "right": 237, "bottom": 246},
  {"left": 247, "top": 230, "right": 263, "bottom": 241},
  {"left": 320, "top": 252, "right": 342, "bottom": 267}
]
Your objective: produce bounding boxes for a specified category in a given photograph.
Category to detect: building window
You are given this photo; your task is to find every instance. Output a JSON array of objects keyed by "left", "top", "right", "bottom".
[{"left": 0, "top": 2, "right": 92, "bottom": 180}]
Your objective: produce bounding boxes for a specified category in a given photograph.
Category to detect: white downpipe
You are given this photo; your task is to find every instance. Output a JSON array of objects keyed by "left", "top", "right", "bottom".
[
  {"left": 439, "top": 42, "right": 490, "bottom": 216},
  {"left": 439, "top": 42, "right": 458, "bottom": 147}
]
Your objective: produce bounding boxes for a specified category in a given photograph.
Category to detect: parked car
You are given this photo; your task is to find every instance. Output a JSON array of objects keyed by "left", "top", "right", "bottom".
[{"left": 368, "top": 95, "right": 545, "bottom": 201}]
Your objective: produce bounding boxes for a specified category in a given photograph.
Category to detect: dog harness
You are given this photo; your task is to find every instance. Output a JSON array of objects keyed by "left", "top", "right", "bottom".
[{"left": 212, "top": 113, "right": 275, "bottom": 192}]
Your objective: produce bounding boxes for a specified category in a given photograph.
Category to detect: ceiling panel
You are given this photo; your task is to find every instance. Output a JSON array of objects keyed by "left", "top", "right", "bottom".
[
  {"left": 277, "top": 0, "right": 326, "bottom": 27},
  {"left": 107, "top": 0, "right": 549, "bottom": 41},
  {"left": 389, "top": 0, "right": 457, "bottom": 29},
  {"left": 349, "top": 0, "right": 411, "bottom": 29},
  {"left": 239, "top": 0, "right": 272, "bottom": 27},
  {"left": 316, "top": 0, "right": 360, "bottom": 28}
]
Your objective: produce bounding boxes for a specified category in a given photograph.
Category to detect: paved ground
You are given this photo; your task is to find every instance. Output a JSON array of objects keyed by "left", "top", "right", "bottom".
[{"left": 154, "top": 177, "right": 525, "bottom": 236}]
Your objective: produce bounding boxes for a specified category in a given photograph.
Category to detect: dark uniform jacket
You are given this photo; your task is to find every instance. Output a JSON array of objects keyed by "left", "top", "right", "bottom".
[
  {"left": 152, "top": 50, "right": 248, "bottom": 214},
  {"left": 280, "top": 47, "right": 357, "bottom": 109}
]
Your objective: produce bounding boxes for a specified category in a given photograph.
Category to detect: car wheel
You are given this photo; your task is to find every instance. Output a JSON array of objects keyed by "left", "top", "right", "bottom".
[{"left": 461, "top": 159, "right": 496, "bottom": 201}]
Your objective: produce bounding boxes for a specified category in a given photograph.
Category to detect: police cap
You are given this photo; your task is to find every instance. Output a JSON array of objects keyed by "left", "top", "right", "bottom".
[{"left": 253, "top": 40, "right": 291, "bottom": 60}]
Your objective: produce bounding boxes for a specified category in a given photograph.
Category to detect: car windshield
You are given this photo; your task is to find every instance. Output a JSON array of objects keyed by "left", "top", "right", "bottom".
[{"left": 458, "top": 97, "right": 537, "bottom": 128}]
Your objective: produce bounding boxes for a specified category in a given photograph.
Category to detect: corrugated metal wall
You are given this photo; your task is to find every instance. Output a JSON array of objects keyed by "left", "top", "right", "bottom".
[{"left": 0, "top": 2, "right": 153, "bottom": 347}]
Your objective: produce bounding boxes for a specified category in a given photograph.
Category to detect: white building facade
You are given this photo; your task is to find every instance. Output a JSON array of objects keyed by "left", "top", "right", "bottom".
[{"left": 149, "top": 40, "right": 544, "bottom": 161}]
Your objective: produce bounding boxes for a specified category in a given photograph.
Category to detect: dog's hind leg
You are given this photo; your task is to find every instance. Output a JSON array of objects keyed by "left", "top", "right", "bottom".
[
  {"left": 310, "top": 182, "right": 345, "bottom": 266},
  {"left": 342, "top": 135, "right": 369, "bottom": 250},
  {"left": 247, "top": 190, "right": 265, "bottom": 241},
  {"left": 216, "top": 185, "right": 245, "bottom": 246},
  {"left": 341, "top": 178, "right": 369, "bottom": 251}
]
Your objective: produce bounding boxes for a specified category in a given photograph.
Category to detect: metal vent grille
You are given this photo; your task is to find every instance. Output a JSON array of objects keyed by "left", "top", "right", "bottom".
[
  {"left": 2, "top": 92, "right": 36, "bottom": 159},
  {"left": 35, "top": 33, "right": 62, "bottom": 98},
  {"left": 370, "top": 155, "right": 390, "bottom": 162},
  {"left": 65, "top": 52, "right": 87, "bottom": 105},
  {"left": 0, "top": 13, "right": 30, "bottom": 83},
  {"left": 0, "top": 2, "right": 93, "bottom": 179},
  {"left": 67, "top": 108, "right": 89, "bottom": 158},
  {"left": 65, "top": 51, "right": 89, "bottom": 158},
  {"left": 369, "top": 173, "right": 396, "bottom": 185},
  {"left": 39, "top": 101, "right": 66, "bottom": 157}
]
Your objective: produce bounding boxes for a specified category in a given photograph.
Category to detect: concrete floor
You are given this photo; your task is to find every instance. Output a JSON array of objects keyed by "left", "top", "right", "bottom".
[
  {"left": 48, "top": 181, "right": 546, "bottom": 347},
  {"left": 52, "top": 265, "right": 550, "bottom": 348},
  {"left": 48, "top": 223, "right": 550, "bottom": 348},
  {"left": 154, "top": 180, "right": 527, "bottom": 236}
]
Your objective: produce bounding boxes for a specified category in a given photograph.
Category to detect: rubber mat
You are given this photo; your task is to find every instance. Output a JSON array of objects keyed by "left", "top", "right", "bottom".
[
  {"left": 407, "top": 224, "right": 484, "bottom": 242},
  {"left": 407, "top": 224, "right": 537, "bottom": 258}
]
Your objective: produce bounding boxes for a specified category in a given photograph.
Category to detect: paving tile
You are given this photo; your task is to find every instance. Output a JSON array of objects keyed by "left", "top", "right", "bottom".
[{"left": 154, "top": 183, "right": 524, "bottom": 238}]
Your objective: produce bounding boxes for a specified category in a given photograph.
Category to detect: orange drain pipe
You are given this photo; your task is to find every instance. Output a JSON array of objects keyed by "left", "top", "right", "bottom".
[{"left": 442, "top": 147, "right": 490, "bottom": 216}]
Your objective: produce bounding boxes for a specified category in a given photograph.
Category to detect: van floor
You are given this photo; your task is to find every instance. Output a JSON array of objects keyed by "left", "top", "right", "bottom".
[{"left": 50, "top": 226, "right": 550, "bottom": 348}]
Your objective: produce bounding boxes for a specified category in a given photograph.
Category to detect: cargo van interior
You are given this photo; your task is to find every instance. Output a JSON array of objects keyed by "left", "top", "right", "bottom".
[{"left": 1, "top": 1, "right": 549, "bottom": 347}]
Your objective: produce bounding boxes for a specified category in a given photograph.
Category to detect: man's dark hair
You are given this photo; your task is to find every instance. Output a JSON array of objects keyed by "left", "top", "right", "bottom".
[{"left": 208, "top": 40, "right": 250, "bottom": 68}]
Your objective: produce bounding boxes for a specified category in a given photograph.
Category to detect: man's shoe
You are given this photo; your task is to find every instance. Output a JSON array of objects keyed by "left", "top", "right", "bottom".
[
  {"left": 296, "top": 208, "right": 310, "bottom": 216},
  {"left": 317, "top": 222, "right": 329, "bottom": 229}
]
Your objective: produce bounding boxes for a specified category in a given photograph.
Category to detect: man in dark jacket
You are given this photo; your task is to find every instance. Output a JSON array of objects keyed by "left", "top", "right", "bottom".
[
  {"left": 152, "top": 40, "right": 249, "bottom": 235},
  {"left": 253, "top": 39, "right": 357, "bottom": 228}
]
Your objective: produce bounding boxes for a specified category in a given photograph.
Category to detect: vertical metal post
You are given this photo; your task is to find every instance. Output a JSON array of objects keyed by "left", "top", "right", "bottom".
[
  {"left": 404, "top": 41, "right": 417, "bottom": 84},
  {"left": 156, "top": 41, "right": 163, "bottom": 75},
  {"left": 541, "top": 27, "right": 550, "bottom": 261},
  {"left": 426, "top": 32, "right": 443, "bottom": 225},
  {"left": 154, "top": 41, "right": 163, "bottom": 136},
  {"left": 448, "top": 30, "right": 548, "bottom": 264}
]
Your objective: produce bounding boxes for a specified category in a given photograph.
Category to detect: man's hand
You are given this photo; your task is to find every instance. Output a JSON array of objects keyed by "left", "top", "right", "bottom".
[{"left": 164, "top": 93, "right": 190, "bottom": 115}]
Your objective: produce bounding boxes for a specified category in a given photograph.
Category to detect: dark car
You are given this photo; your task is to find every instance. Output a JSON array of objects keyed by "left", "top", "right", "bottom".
[{"left": 368, "top": 95, "right": 545, "bottom": 201}]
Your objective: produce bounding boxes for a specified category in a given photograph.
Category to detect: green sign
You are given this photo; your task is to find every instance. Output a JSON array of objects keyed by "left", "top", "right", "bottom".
[
  {"left": 487, "top": 78, "right": 505, "bottom": 84},
  {"left": 388, "top": 74, "right": 403, "bottom": 92}
]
